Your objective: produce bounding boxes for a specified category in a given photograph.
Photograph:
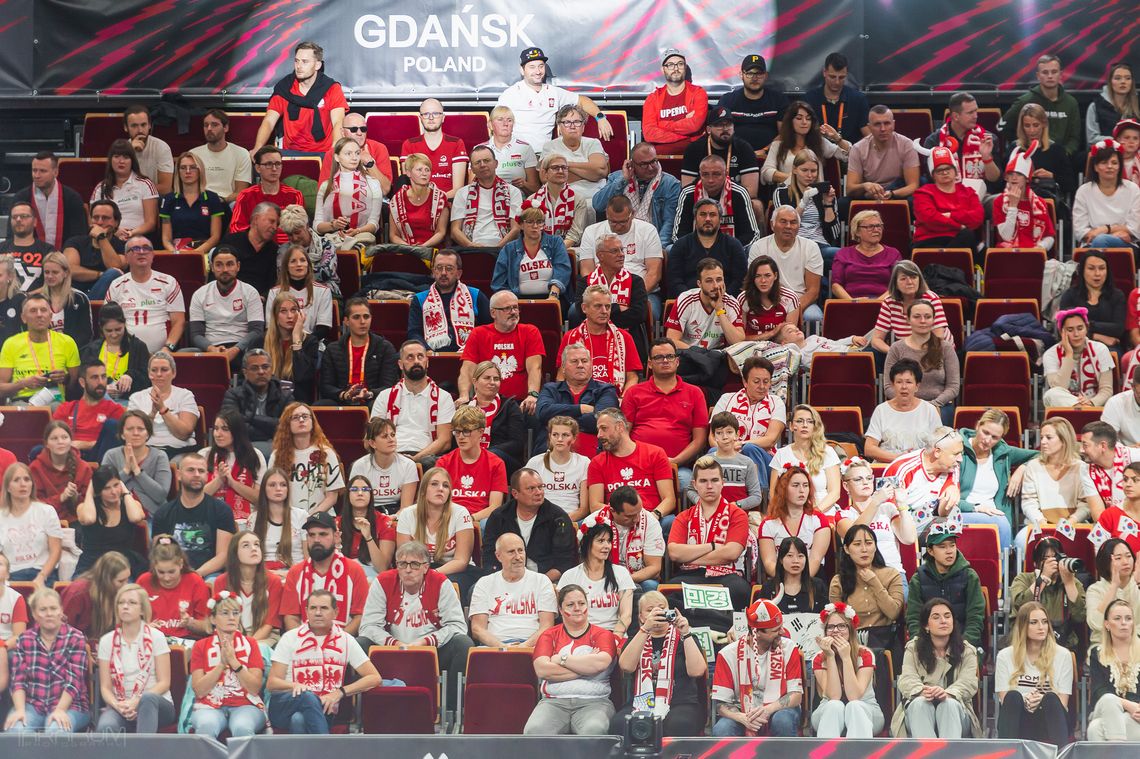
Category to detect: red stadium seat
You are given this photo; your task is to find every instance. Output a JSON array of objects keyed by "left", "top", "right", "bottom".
[
  {"left": 428, "top": 352, "right": 463, "bottom": 388},
  {"left": 899, "top": 541, "right": 919, "bottom": 580},
  {"left": 1044, "top": 406, "right": 1104, "bottom": 434},
  {"left": 362, "top": 646, "right": 441, "bottom": 733},
  {"left": 58, "top": 157, "right": 107, "bottom": 198},
  {"left": 889, "top": 109, "right": 934, "bottom": 142},
  {"left": 462, "top": 647, "right": 537, "bottom": 734},
  {"left": 942, "top": 297, "right": 964, "bottom": 346},
  {"left": 821, "top": 299, "right": 880, "bottom": 341},
  {"left": 312, "top": 406, "right": 369, "bottom": 472},
  {"left": 369, "top": 300, "right": 410, "bottom": 348},
  {"left": 658, "top": 155, "right": 684, "bottom": 180},
  {"left": 365, "top": 112, "right": 422, "bottom": 160},
  {"left": 153, "top": 252, "right": 207, "bottom": 308},
  {"left": 281, "top": 156, "right": 321, "bottom": 182},
  {"left": 848, "top": 200, "right": 912, "bottom": 256},
  {"left": 82, "top": 111, "right": 266, "bottom": 158},
  {"left": 973, "top": 298, "right": 1040, "bottom": 330},
  {"left": 8, "top": 582, "right": 36, "bottom": 601},
  {"left": 816, "top": 406, "right": 864, "bottom": 438},
  {"left": 336, "top": 251, "right": 362, "bottom": 300},
  {"left": 518, "top": 300, "right": 562, "bottom": 379},
  {"left": 583, "top": 110, "right": 630, "bottom": 173},
  {"left": 912, "top": 248, "right": 974, "bottom": 284},
  {"left": 459, "top": 250, "right": 496, "bottom": 295},
  {"left": 172, "top": 352, "right": 230, "bottom": 386},
  {"left": 80, "top": 113, "right": 124, "bottom": 157},
  {"left": 445, "top": 112, "right": 491, "bottom": 153},
  {"left": 1075, "top": 247, "right": 1136, "bottom": 293},
  {"left": 982, "top": 248, "right": 1046, "bottom": 302},
  {"left": 808, "top": 352, "right": 877, "bottom": 421},
  {"left": 961, "top": 352, "right": 1032, "bottom": 424},
  {"left": 958, "top": 524, "right": 1002, "bottom": 570},
  {"left": 371, "top": 250, "right": 429, "bottom": 276},
  {"left": 953, "top": 406, "right": 1022, "bottom": 446},
  {"left": 160, "top": 645, "right": 189, "bottom": 732},
  {"left": 1025, "top": 524, "right": 1096, "bottom": 578},
  {"left": 975, "top": 108, "right": 1003, "bottom": 135},
  {"left": 0, "top": 406, "right": 53, "bottom": 462}
]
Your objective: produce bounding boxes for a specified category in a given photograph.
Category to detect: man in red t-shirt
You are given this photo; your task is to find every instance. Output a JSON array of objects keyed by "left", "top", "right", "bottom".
[
  {"left": 280, "top": 512, "right": 368, "bottom": 633},
  {"left": 319, "top": 112, "right": 392, "bottom": 194},
  {"left": 230, "top": 146, "right": 304, "bottom": 244},
  {"left": 557, "top": 285, "right": 642, "bottom": 396},
  {"left": 437, "top": 406, "right": 508, "bottom": 521},
  {"left": 53, "top": 359, "right": 124, "bottom": 462},
  {"left": 400, "top": 98, "right": 469, "bottom": 198},
  {"left": 622, "top": 337, "right": 708, "bottom": 490},
  {"left": 460, "top": 291, "right": 545, "bottom": 411},
  {"left": 587, "top": 408, "right": 675, "bottom": 524},
  {"left": 254, "top": 41, "right": 347, "bottom": 156}
]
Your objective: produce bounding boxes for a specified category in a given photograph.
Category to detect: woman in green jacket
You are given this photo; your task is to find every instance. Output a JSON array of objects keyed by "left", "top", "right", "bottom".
[{"left": 957, "top": 408, "right": 1038, "bottom": 552}]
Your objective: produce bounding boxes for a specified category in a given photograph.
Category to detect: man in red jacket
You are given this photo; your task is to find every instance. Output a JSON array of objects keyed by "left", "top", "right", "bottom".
[{"left": 642, "top": 49, "right": 708, "bottom": 154}]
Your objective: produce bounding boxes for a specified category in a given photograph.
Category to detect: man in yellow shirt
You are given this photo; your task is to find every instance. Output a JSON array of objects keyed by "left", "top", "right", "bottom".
[{"left": 0, "top": 293, "right": 80, "bottom": 405}]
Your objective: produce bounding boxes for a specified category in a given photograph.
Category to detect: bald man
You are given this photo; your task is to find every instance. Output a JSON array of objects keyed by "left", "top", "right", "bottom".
[
  {"left": 319, "top": 112, "right": 392, "bottom": 194},
  {"left": 468, "top": 532, "right": 557, "bottom": 646},
  {"left": 400, "top": 98, "right": 468, "bottom": 198}
]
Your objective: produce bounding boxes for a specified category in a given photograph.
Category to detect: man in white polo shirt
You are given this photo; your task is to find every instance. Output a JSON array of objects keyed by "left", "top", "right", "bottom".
[
  {"left": 186, "top": 246, "right": 264, "bottom": 366},
  {"left": 469, "top": 533, "right": 557, "bottom": 646},
  {"left": 370, "top": 339, "right": 457, "bottom": 467},
  {"left": 105, "top": 236, "right": 185, "bottom": 353},
  {"left": 1102, "top": 372, "right": 1140, "bottom": 447},
  {"left": 496, "top": 47, "right": 614, "bottom": 152}
]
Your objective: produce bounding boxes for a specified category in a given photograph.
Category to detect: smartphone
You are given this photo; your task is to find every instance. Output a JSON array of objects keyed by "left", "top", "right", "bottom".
[
  {"left": 875, "top": 476, "right": 900, "bottom": 490},
  {"left": 813, "top": 181, "right": 832, "bottom": 196}
]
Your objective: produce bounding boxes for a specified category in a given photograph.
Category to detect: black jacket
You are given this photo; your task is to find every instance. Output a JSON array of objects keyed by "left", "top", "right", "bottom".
[
  {"left": 319, "top": 332, "right": 399, "bottom": 404},
  {"left": 57, "top": 290, "right": 93, "bottom": 350},
  {"left": 481, "top": 498, "right": 578, "bottom": 575},
  {"left": 80, "top": 334, "right": 151, "bottom": 395},
  {"left": 8, "top": 184, "right": 89, "bottom": 244},
  {"left": 484, "top": 394, "right": 526, "bottom": 472},
  {"left": 220, "top": 378, "right": 295, "bottom": 442},
  {"left": 256, "top": 333, "right": 321, "bottom": 404}
]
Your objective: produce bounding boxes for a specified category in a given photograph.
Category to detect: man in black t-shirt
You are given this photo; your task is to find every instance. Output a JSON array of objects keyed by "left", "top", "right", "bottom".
[
  {"left": 218, "top": 201, "right": 280, "bottom": 293},
  {"left": 715, "top": 54, "right": 789, "bottom": 162},
  {"left": 152, "top": 453, "right": 236, "bottom": 576},
  {"left": 681, "top": 108, "right": 763, "bottom": 222},
  {"left": 0, "top": 202, "right": 54, "bottom": 291},
  {"left": 62, "top": 198, "right": 127, "bottom": 301}
]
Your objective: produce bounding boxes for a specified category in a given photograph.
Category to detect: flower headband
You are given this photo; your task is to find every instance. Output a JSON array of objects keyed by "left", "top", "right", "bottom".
[
  {"left": 1090, "top": 137, "right": 1122, "bottom": 160},
  {"left": 1053, "top": 306, "right": 1088, "bottom": 330},
  {"left": 581, "top": 513, "right": 614, "bottom": 537},
  {"left": 839, "top": 456, "right": 869, "bottom": 478},
  {"left": 207, "top": 590, "right": 244, "bottom": 611},
  {"left": 781, "top": 461, "right": 805, "bottom": 472},
  {"left": 821, "top": 602, "right": 859, "bottom": 629}
]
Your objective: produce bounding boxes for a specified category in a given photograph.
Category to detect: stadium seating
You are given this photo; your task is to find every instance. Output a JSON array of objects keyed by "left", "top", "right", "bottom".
[
  {"left": 911, "top": 248, "right": 974, "bottom": 284},
  {"left": 952, "top": 406, "right": 1023, "bottom": 445},
  {"left": 807, "top": 352, "right": 877, "bottom": 421},
  {"left": 362, "top": 646, "right": 441, "bottom": 733},
  {"left": 461, "top": 647, "right": 537, "bottom": 734},
  {"left": 961, "top": 353, "right": 1033, "bottom": 426},
  {"left": 369, "top": 299, "right": 411, "bottom": 348},
  {"left": 821, "top": 300, "right": 879, "bottom": 342},
  {"left": 982, "top": 248, "right": 1046, "bottom": 302},
  {"left": 58, "top": 157, "right": 107, "bottom": 198},
  {"left": 0, "top": 406, "right": 53, "bottom": 462},
  {"left": 1074, "top": 246, "right": 1136, "bottom": 292},
  {"left": 336, "top": 251, "right": 362, "bottom": 300},
  {"left": 848, "top": 200, "right": 912, "bottom": 255},
  {"left": 312, "top": 406, "right": 369, "bottom": 472},
  {"left": 890, "top": 109, "right": 934, "bottom": 142}
]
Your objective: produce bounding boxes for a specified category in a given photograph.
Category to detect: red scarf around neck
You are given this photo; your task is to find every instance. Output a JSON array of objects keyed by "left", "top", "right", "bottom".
[
  {"left": 461, "top": 178, "right": 513, "bottom": 239},
  {"left": 586, "top": 266, "right": 632, "bottom": 307}
]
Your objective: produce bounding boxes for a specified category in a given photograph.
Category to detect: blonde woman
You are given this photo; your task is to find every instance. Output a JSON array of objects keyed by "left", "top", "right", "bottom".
[
  {"left": 96, "top": 583, "right": 175, "bottom": 733},
  {"left": 0, "top": 462, "right": 63, "bottom": 584},
  {"left": 481, "top": 105, "right": 539, "bottom": 193},
  {"left": 388, "top": 153, "right": 448, "bottom": 248},
  {"left": 811, "top": 602, "right": 883, "bottom": 738},
  {"left": 127, "top": 351, "right": 200, "bottom": 454},
  {"left": 769, "top": 404, "right": 840, "bottom": 516},
  {"left": 1006, "top": 102, "right": 1074, "bottom": 197},
  {"left": 835, "top": 457, "right": 915, "bottom": 584},
  {"left": 995, "top": 601, "right": 1072, "bottom": 744},
  {"left": 1016, "top": 416, "right": 1103, "bottom": 561},
  {"left": 37, "top": 251, "right": 92, "bottom": 348},
  {"left": 771, "top": 149, "right": 841, "bottom": 263},
  {"left": 314, "top": 136, "right": 382, "bottom": 249},
  {"left": 160, "top": 151, "right": 225, "bottom": 255},
  {"left": 1087, "top": 598, "right": 1140, "bottom": 741},
  {"left": 830, "top": 210, "right": 901, "bottom": 301},
  {"left": 261, "top": 292, "right": 320, "bottom": 402},
  {"left": 394, "top": 466, "right": 476, "bottom": 593},
  {"left": 188, "top": 594, "right": 266, "bottom": 738}
]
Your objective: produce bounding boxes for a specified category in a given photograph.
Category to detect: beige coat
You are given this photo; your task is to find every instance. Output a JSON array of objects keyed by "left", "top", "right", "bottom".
[{"left": 891, "top": 637, "right": 982, "bottom": 737}]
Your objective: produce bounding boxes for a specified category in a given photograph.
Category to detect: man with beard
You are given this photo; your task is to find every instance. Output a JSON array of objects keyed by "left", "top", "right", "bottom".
[
  {"left": 587, "top": 408, "right": 675, "bottom": 525},
  {"left": 281, "top": 511, "right": 369, "bottom": 633},
  {"left": 219, "top": 202, "right": 282, "bottom": 293},
  {"left": 408, "top": 249, "right": 491, "bottom": 352},
  {"left": 7, "top": 151, "right": 89, "bottom": 249},
  {"left": 123, "top": 104, "right": 174, "bottom": 194},
  {"left": 481, "top": 469, "right": 578, "bottom": 581},
  {"left": 401, "top": 98, "right": 469, "bottom": 198},
  {"left": 668, "top": 199, "right": 747, "bottom": 298},
  {"left": 0, "top": 201, "right": 53, "bottom": 291},
  {"left": 254, "top": 41, "right": 347, "bottom": 156},
  {"left": 63, "top": 199, "right": 127, "bottom": 300},
  {"left": 469, "top": 532, "right": 558, "bottom": 646},
  {"left": 681, "top": 107, "right": 761, "bottom": 204},
  {"left": 318, "top": 112, "right": 392, "bottom": 193},
  {"left": 187, "top": 247, "right": 264, "bottom": 367},
  {"left": 52, "top": 360, "right": 125, "bottom": 462},
  {"left": 665, "top": 259, "right": 745, "bottom": 352},
  {"left": 191, "top": 109, "right": 252, "bottom": 203},
  {"left": 370, "top": 339, "right": 457, "bottom": 466},
  {"left": 642, "top": 49, "right": 708, "bottom": 154},
  {"left": 592, "top": 142, "right": 681, "bottom": 252},
  {"left": 221, "top": 349, "right": 294, "bottom": 455},
  {"left": 715, "top": 54, "right": 789, "bottom": 161},
  {"left": 672, "top": 155, "right": 760, "bottom": 249},
  {"left": 152, "top": 453, "right": 236, "bottom": 576},
  {"left": 459, "top": 290, "right": 544, "bottom": 410}
]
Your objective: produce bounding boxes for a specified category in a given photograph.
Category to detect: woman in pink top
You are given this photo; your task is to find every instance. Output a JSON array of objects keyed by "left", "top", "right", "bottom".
[{"left": 831, "top": 210, "right": 901, "bottom": 300}]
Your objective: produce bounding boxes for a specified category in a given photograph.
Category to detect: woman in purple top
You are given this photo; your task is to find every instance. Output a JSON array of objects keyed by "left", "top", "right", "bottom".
[{"left": 830, "top": 211, "right": 901, "bottom": 300}]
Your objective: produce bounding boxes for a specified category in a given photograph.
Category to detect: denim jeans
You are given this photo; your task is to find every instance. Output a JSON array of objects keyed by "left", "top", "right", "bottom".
[
  {"left": 84, "top": 268, "right": 123, "bottom": 301},
  {"left": 6, "top": 706, "right": 91, "bottom": 733},
  {"left": 711, "top": 706, "right": 800, "bottom": 736},
  {"left": 1087, "top": 234, "right": 1130, "bottom": 249},
  {"left": 190, "top": 704, "right": 266, "bottom": 738}
]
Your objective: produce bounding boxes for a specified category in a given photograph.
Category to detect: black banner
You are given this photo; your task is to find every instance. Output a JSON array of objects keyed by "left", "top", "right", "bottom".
[
  {"left": 228, "top": 735, "right": 622, "bottom": 759},
  {"left": 663, "top": 737, "right": 1060, "bottom": 758}
]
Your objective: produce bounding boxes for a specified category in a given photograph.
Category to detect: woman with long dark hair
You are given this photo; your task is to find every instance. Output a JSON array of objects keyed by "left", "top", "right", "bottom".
[
  {"left": 30, "top": 420, "right": 93, "bottom": 522},
  {"left": 340, "top": 473, "right": 395, "bottom": 575},
  {"left": 265, "top": 244, "right": 333, "bottom": 340},
  {"left": 1086, "top": 62, "right": 1140, "bottom": 144},
  {"left": 758, "top": 536, "right": 827, "bottom": 613},
  {"left": 246, "top": 467, "right": 307, "bottom": 574},
  {"left": 883, "top": 300, "right": 960, "bottom": 426},
  {"left": 893, "top": 598, "right": 980, "bottom": 737},
  {"left": 739, "top": 255, "right": 801, "bottom": 341},
  {"left": 75, "top": 465, "right": 147, "bottom": 576},
  {"left": 829, "top": 523, "right": 904, "bottom": 647},
  {"left": 211, "top": 530, "right": 283, "bottom": 643},
  {"left": 201, "top": 409, "right": 265, "bottom": 527},
  {"left": 81, "top": 301, "right": 151, "bottom": 402},
  {"left": 761, "top": 101, "right": 849, "bottom": 185},
  {"left": 90, "top": 139, "right": 158, "bottom": 240},
  {"left": 558, "top": 520, "right": 635, "bottom": 636},
  {"left": 1058, "top": 250, "right": 1127, "bottom": 351}
]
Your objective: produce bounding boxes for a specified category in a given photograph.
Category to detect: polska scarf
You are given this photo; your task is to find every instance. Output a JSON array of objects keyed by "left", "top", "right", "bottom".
[
  {"left": 297, "top": 552, "right": 349, "bottom": 612},
  {"left": 199, "top": 631, "right": 264, "bottom": 708},
  {"left": 109, "top": 624, "right": 156, "bottom": 701},
  {"left": 727, "top": 388, "right": 775, "bottom": 442},
  {"left": 461, "top": 178, "right": 513, "bottom": 240},
  {"left": 626, "top": 166, "right": 663, "bottom": 223},
  {"left": 683, "top": 497, "right": 735, "bottom": 577},
  {"left": 331, "top": 171, "right": 370, "bottom": 229},
  {"left": 469, "top": 394, "right": 501, "bottom": 449},
  {"left": 1051, "top": 340, "right": 1111, "bottom": 397},
  {"left": 564, "top": 321, "right": 627, "bottom": 387},
  {"left": 694, "top": 178, "right": 735, "bottom": 238},
  {"left": 586, "top": 266, "right": 632, "bottom": 307},
  {"left": 595, "top": 505, "right": 647, "bottom": 569},
  {"left": 523, "top": 184, "right": 576, "bottom": 238},
  {"left": 31, "top": 181, "right": 64, "bottom": 247},
  {"left": 392, "top": 184, "right": 447, "bottom": 245},
  {"left": 1089, "top": 443, "right": 1134, "bottom": 508},
  {"left": 288, "top": 622, "right": 350, "bottom": 697},
  {"left": 386, "top": 379, "right": 441, "bottom": 438},
  {"left": 422, "top": 282, "right": 475, "bottom": 351},
  {"left": 635, "top": 623, "right": 679, "bottom": 717},
  {"left": 737, "top": 636, "right": 787, "bottom": 728}
]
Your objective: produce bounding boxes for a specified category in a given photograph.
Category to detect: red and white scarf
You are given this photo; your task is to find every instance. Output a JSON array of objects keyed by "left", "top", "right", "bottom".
[
  {"left": 469, "top": 394, "right": 501, "bottom": 449},
  {"left": 626, "top": 167, "right": 663, "bottom": 223},
  {"left": 297, "top": 552, "right": 349, "bottom": 614},
  {"left": 586, "top": 266, "right": 633, "bottom": 308},
  {"left": 683, "top": 497, "right": 736, "bottom": 577},
  {"left": 565, "top": 321, "right": 627, "bottom": 387},
  {"left": 523, "top": 184, "right": 576, "bottom": 238},
  {"left": 1089, "top": 444, "right": 1135, "bottom": 508},
  {"left": 1052, "top": 341, "right": 1111, "bottom": 397},
  {"left": 422, "top": 282, "right": 475, "bottom": 351},
  {"left": 32, "top": 180, "right": 65, "bottom": 247},
  {"left": 937, "top": 121, "right": 989, "bottom": 196},
  {"left": 391, "top": 184, "right": 447, "bottom": 245},
  {"left": 1124, "top": 154, "right": 1140, "bottom": 185},
  {"left": 596, "top": 505, "right": 647, "bottom": 569},
  {"left": 109, "top": 624, "right": 157, "bottom": 701},
  {"left": 737, "top": 637, "right": 787, "bottom": 727},
  {"left": 288, "top": 622, "right": 350, "bottom": 697},
  {"left": 387, "top": 379, "right": 441, "bottom": 439},
  {"left": 694, "top": 179, "right": 735, "bottom": 238},
  {"left": 727, "top": 389, "right": 774, "bottom": 443},
  {"left": 330, "top": 171, "right": 369, "bottom": 229},
  {"left": 635, "top": 623, "right": 679, "bottom": 717},
  {"left": 199, "top": 631, "right": 264, "bottom": 708},
  {"left": 461, "top": 178, "right": 513, "bottom": 240}
]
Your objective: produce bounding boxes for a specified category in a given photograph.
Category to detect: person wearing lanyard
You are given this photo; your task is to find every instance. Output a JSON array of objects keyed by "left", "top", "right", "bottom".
[
  {"left": 0, "top": 293, "right": 80, "bottom": 406},
  {"left": 803, "top": 54, "right": 871, "bottom": 146},
  {"left": 318, "top": 297, "right": 398, "bottom": 406}
]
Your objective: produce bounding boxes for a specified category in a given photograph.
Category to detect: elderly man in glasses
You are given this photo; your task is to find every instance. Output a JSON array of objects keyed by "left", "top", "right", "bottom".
[{"left": 105, "top": 236, "right": 185, "bottom": 353}]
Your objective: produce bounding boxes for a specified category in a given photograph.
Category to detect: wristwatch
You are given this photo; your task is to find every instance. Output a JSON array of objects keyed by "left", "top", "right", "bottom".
[
  {"left": 559, "top": 653, "right": 568, "bottom": 666},
  {"left": 363, "top": 160, "right": 376, "bottom": 169},
  {"left": 527, "top": 390, "right": 540, "bottom": 399},
  {"left": 164, "top": 342, "right": 177, "bottom": 352}
]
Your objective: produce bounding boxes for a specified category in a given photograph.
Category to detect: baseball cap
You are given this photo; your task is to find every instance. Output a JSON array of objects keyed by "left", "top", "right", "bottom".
[
  {"left": 661, "top": 48, "right": 686, "bottom": 65},
  {"left": 741, "top": 54, "right": 767, "bottom": 73},
  {"left": 707, "top": 106, "right": 733, "bottom": 126},
  {"left": 520, "top": 47, "right": 548, "bottom": 65},
  {"left": 303, "top": 511, "right": 338, "bottom": 532}
]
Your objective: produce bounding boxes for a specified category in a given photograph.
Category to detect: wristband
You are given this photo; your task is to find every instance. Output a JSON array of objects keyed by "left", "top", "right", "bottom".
[
  {"left": 338, "top": 686, "right": 347, "bottom": 698},
  {"left": 715, "top": 308, "right": 727, "bottom": 316},
  {"left": 983, "top": 156, "right": 994, "bottom": 164}
]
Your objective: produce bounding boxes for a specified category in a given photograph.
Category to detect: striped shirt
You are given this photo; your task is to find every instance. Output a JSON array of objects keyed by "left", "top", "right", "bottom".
[{"left": 873, "top": 291, "right": 948, "bottom": 342}]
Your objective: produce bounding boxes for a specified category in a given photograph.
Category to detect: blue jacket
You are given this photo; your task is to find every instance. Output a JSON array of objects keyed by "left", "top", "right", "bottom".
[
  {"left": 534, "top": 379, "right": 620, "bottom": 455},
  {"left": 592, "top": 170, "right": 682, "bottom": 251},
  {"left": 956, "top": 427, "right": 1039, "bottom": 523},
  {"left": 492, "top": 233, "right": 572, "bottom": 296}
]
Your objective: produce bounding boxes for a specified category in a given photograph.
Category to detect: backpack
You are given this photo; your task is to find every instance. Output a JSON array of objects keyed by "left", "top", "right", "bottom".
[{"left": 1041, "top": 259, "right": 1077, "bottom": 321}]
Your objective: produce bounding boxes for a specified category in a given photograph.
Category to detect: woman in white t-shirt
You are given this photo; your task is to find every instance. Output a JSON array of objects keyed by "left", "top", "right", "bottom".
[
  {"left": 91, "top": 139, "right": 159, "bottom": 238},
  {"left": 246, "top": 468, "right": 308, "bottom": 574},
  {"left": 558, "top": 520, "right": 634, "bottom": 635},
  {"left": 395, "top": 466, "right": 477, "bottom": 599},
  {"left": 995, "top": 601, "right": 1073, "bottom": 745},
  {"left": 864, "top": 358, "right": 942, "bottom": 463},
  {"left": 128, "top": 352, "right": 200, "bottom": 455},
  {"left": 526, "top": 416, "right": 590, "bottom": 520},
  {"left": 96, "top": 583, "right": 175, "bottom": 733},
  {"left": 349, "top": 418, "right": 418, "bottom": 515},
  {"left": 265, "top": 244, "right": 334, "bottom": 340},
  {"left": 541, "top": 104, "right": 609, "bottom": 201},
  {"left": 769, "top": 405, "right": 841, "bottom": 517},
  {"left": 482, "top": 105, "right": 540, "bottom": 193},
  {"left": 835, "top": 457, "right": 916, "bottom": 581},
  {"left": 0, "top": 463, "right": 64, "bottom": 583},
  {"left": 266, "top": 402, "right": 345, "bottom": 515},
  {"left": 759, "top": 466, "right": 830, "bottom": 579}
]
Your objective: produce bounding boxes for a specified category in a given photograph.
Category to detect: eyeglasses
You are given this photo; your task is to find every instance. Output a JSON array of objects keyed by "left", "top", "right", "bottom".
[
  {"left": 742, "top": 71, "right": 766, "bottom": 78},
  {"left": 650, "top": 354, "right": 678, "bottom": 362},
  {"left": 127, "top": 245, "right": 154, "bottom": 253},
  {"left": 9, "top": 214, "right": 32, "bottom": 220},
  {"left": 348, "top": 486, "right": 372, "bottom": 494},
  {"left": 662, "top": 61, "right": 686, "bottom": 70},
  {"left": 290, "top": 413, "right": 313, "bottom": 421},
  {"left": 824, "top": 624, "right": 848, "bottom": 633},
  {"left": 432, "top": 264, "right": 458, "bottom": 272},
  {"left": 258, "top": 161, "right": 283, "bottom": 169},
  {"left": 632, "top": 159, "right": 659, "bottom": 169},
  {"left": 491, "top": 305, "right": 520, "bottom": 312},
  {"left": 547, "top": 165, "right": 569, "bottom": 171},
  {"left": 559, "top": 120, "right": 584, "bottom": 128},
  {"left": 419, "top": 112, "right": 444, "bottom": 119},
  {"left": 344, "top": 126, "right": 366, "bottom": 133},
  {"left": 454, "top": 428, "right": 481, "bottom": 436},
  {"left": 861, "top": 223, "right": 884, "bottom": 230},
  {"left": 396, "top": 561, "right": 427, "bottom": 570}
]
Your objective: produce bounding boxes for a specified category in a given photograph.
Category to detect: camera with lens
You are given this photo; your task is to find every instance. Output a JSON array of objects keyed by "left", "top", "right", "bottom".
[
  {"left": 623, "top": 711, "right": 663, "bottom": 757},
  {"left": 1058, "top": 557, "right": 1084, "bottom": 572},
  {"left": 662, "top": 609, "right": 678, "bottom": 623}
]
